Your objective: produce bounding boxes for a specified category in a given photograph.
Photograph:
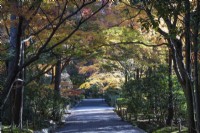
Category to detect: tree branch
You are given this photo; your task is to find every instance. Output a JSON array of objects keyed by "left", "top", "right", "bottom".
[{"left": 108, "top": 41, "right": 168, "bottom": 47}]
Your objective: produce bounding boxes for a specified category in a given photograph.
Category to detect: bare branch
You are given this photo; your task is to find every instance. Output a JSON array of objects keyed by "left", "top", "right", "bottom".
[
  {"left": 40, "top": 7, "right": 54, "bottom": 30},
  {"left": 108, "top": 41, "right": 168, "bottom": 47},
  {"left": 21, "top": 1, "right": 108, "bottom": 70},
  {"left": 42, "top": 1, "right": 109, "bottom": 53},
  {"left": 25, "top": 64, "right": 55, "bottom": 85}
]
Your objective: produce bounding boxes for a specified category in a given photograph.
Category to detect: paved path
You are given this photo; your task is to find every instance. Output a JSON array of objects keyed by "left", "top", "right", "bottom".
[{"left": 55, "top": 99, "right": 146, "bottom": 133}]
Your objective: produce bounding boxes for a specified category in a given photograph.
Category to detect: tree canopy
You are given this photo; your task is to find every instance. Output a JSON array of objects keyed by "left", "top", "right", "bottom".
[{"left": 0, "top": 0, "right": 200, "bottom": 133}]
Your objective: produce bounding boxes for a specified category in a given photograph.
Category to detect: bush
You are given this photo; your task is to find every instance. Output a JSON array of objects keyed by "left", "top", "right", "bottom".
[
  {"left": 24, "top": 82, "right": 69, "bottom": 130},
  {"left": 104, "top": 87, "right": 120, "bottom": 106}
]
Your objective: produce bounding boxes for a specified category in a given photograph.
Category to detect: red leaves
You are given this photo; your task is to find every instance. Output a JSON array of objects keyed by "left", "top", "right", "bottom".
[
  {"left": 61, "top": 89, "right": 83, "bottom": 97},
  {"left": 81, "top": 8, "right": 92, "bottom": 18}
]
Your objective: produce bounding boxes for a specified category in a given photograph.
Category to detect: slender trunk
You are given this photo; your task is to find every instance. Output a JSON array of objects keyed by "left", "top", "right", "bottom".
[
  {"left": 170, "top": 38, "right": 196, "bottom": 133},
  {"left": 136, "top": 68, "right": 139, "bottom": 80},
  {"left": 166, "top": 49, "right": 174, "bottom": 126},
  {"left": 0, "top": 1, "right": 25, "bottom": 127},
  {"left": 53, "top": 57, "right": 61, "bottom": 120},
  {"left": 9, "top": 13, "right": 20, "bottom": 126},
  {"left": 185, "top": 1, "right": 196, "bottom": 132},
  {"left": 185, "top": 91, "right": 196, "bottom": 132},
  {"left": 139, "top": 69, "right": 143, "bottom": 79},
  {"left": 19, "top": 42, "right": 25, "bottom": 129},
  {"left": 54, "top": 58, "right": 61, "bottom": 95},
  {"left": 194, "top": 46, "right": 200, "bottom": 130},
  {"left": 2, "top": 13, "right": 19, "bottom": 124},
  {"left": 125, "top": 69, "right": 128, "bottom": 84},
  {"left": 12, "top": 16, "right": 24, "bottom": 128},
  {"left": 193, "top": 0, "right": 200, "bottom": 131}
]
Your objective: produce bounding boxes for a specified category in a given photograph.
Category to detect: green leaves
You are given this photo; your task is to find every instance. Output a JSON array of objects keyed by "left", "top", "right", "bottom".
[{"left": 103, "top": 26, "right": 142, "bottom": 43}]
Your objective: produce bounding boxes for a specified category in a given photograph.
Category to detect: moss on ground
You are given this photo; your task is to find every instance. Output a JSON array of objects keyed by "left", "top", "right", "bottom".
[
  {"left": 2, "top": 126, "right": 33, "bottom": 133},
  {"left": 152, "top": 126, "right": 188, "bottom": 133}
]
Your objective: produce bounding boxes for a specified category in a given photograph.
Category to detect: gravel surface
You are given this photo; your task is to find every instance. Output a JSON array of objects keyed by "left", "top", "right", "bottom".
[{"left": 55, "top": 99, "right": 146, "bottom": 133}]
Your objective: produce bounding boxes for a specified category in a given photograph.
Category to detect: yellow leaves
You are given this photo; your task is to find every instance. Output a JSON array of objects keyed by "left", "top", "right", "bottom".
[
  {"left": 79, "top": 82, "right": 91, "bottom": 89},
  {"left": 79, "top": 71, "right": 124, "bottom": 90},
  {"left": 79, "top": 64, "right": 99, "bottom": 74},
  {"left": 75, "top": 30, "right": 88, "bottom": 38},
  {"left": 77, "top": 59, "right": 123, "bottom": 91}
]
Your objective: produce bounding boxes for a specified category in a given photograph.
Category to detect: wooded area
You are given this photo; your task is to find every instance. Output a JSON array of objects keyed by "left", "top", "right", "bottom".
[{"left": 0, "top": 0, "right": 200, "bottom": 132}]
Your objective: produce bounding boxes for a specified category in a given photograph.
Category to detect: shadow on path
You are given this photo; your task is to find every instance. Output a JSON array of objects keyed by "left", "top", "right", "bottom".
[{"left": 56, "top": 99, "right": 146, "bottom": 133}]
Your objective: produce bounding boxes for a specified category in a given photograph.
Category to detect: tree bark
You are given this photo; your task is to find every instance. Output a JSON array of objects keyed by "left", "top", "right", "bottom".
[
  {"left": 9, "top": 12, "right": 20, "bottom": 126},
  {"left": 54, "top": 57, "right": 61, "bottom": 95},
  {"left": 184, "top": 1, "right": 196, "bottom": 132},
  {"left": 170, "top": 38, "right": 196, "bottom": 133},
  {"left": 166, "top": 49, "right": 174, "bottom": 126},
  {"left": 53, "top": 57, "right": 62, "bottom": 120},
  {"left": 193, "top": 0, "right": 200, "bottom": 131},
  {"left": 11, "top": 16, "right": 24, "bottom": 128},
  {"left": 136, "top": 68, "right": 139, "bottom": 80}
]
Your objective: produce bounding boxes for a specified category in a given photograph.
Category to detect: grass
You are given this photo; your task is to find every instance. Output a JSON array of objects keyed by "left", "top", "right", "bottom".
[
  {"left": 136, "top": 121, "right": 162, "bottom": 133},
  {"left": 153, "top": 126, "right": 188, "bottom": 133},
  {"left": 2, "top": 126, "right": 33, "bottom": 133},
  {"left": 114, "top": 109, "right": 189, "bottom": 133}
]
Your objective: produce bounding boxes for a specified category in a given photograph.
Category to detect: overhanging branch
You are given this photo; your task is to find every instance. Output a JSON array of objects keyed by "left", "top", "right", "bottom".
[{"left": 109, "top": 41, "right": 168, "bottom": 47}]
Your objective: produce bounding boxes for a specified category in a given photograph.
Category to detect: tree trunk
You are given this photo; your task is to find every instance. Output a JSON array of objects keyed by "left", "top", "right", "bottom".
[
  {"left": 136, "top": 68, "right": 139, "bottom": 80},
  {"left": 125, "top": 69, "right": 128, "bottom": 84},
  {"left": 193, "top": 0, "right": 200, "bottom": 131},
  {"left": 54, "top": 58, "right": 61, "bottom": 95},
  {"left": 184, "top": 1, "right": 196, "bottom": 132},
  {"left": 11, "top": 15, "right": 24, "bottom": 128},
  {"left": 53, "top": 57, "right": 61, "bottom": 120},
  {"left": 166, "top": 49, "right": 174, "bottom": 126},
  {"left": 170, "top": 38, "right": 196, "bottom": 133},
  {"left": 185, "top": 90, "right": 196, "bottom": 133},
  {"left": 1, "top": 12, "right": 19, "bottom": 124},
  {"left": 9, "top": 13, "right": 20, "bottom": 127}
]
